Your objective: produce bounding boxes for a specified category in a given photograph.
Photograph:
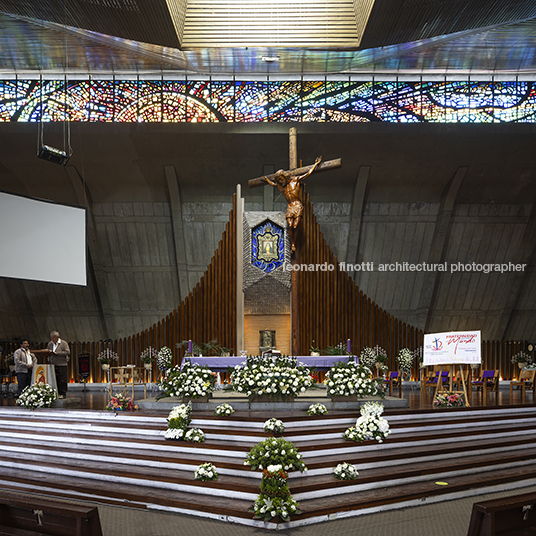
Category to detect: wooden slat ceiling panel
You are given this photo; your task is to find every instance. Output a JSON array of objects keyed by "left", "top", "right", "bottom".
[
  {"left": 361, "top": 0, "right": 536, "bottom": 49},
  {"left": 182, "top": 0, "right": 361, "bottom": 48},
  {"left": 0, "top": 0, "right": 182, "bottom": 48}
]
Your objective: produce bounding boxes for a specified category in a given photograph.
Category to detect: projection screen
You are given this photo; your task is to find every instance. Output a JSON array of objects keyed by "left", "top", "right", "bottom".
[{"left": 0, "top": 191, "right": 87, "bottom": 286}]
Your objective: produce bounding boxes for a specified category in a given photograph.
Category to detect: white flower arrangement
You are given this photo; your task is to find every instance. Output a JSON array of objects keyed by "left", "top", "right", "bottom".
[
  {"left": 194, "top": 462, "right": 219, "bottom": 481},
  {"left": 264, "top": 418, "right": 285, "bottom": 434},
  {"left": 167, "top": 403, "right": 192, "bottom": 429},
  {"left": 214, "top": 403, "right": 235, "bottom": 416},
  {"left": 16, "top": 383, "right": 57, "bottom": 409},
  {"left": 244, "top": 437, "right": 307, "bottom": 472},
  {"left": 343, "top": 402, "right": 390, "bottom": 443},
  {"left": 249, "top": 465, "right": 301, "bottom": 522},
  {"left": 158, "top": 362, "right": 217, "bottom": 399},
  {"left": 164, "top": 427, "right": 186, "bottom": 440},
  {"left": 185, "top": 428, "right": 205, "bottom": 443},
  {"left": 325, "top": 360, "right": 382, "bottom": 398},
  {"left": 307, "top": 403, "right": 328, "bottom": 415},
  {"left": 333, "top": 462, "right": 359, "bottom": 480},
  {"left": 156, "top": 346, "right": 173, "bottom": 372},
  {"left": 358, "top": 347, "right": 377, "bottom": 369},
  {"left": 396, "top": 347, "right": 414, "bottom": 373},
  {"left": 230, "top": 355, "right": 313, "bottom": 400}
]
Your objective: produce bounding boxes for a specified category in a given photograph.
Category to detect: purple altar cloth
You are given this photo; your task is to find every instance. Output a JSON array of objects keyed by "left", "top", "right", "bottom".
[{"left": 182, "top": 355, "right": 353, "bottom": 371}]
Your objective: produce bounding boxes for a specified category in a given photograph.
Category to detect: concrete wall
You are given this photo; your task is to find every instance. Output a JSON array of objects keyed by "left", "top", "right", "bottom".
[{"left": 0, "top": 122, "right": 534, "bottom": 344}]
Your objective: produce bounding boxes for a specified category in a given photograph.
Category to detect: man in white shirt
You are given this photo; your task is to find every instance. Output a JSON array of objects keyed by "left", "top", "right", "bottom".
[
  {"left": 47, "top": 330, "right": 70, "bottom": 398},
  {"left": 14, "top": 339, "right": 37, "bottom": 396}
]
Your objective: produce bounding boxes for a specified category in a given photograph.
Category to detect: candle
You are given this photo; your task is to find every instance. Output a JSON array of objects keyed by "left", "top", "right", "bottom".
[
  {"left": 188, "top": 340, "right": 193, "bottom": 354},
  {"left": 347, "top": 339, "right": 351, "bottom": 354}
]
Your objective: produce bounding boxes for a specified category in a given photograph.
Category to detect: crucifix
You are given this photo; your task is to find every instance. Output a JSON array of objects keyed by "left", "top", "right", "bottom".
[
  {"left": 248, "top": 127, "right": 342, "bottom": 354},
  {"left": 248, "top": 128, "right": 342, "bottom": 254}
]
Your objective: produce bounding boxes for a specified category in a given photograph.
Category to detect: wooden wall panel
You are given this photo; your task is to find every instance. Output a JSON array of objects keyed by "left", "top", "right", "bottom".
[{"left": 295, "top": 195, "right": 529, "bottom": 379}]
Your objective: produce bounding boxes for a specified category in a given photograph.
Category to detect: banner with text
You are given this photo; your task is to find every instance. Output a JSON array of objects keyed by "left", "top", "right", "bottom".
[{"left": 423, "top": 330, "right": 481, "bottom": 365}]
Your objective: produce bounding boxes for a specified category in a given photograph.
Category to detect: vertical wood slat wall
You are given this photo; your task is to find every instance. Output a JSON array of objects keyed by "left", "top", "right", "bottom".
[
  {"left": 64, "top": 194, "right": 237, "bottom": 382},
  {"left": 1, "top": 193, "right": 528, "bottom": 383},
  {"left": 296, "top": 194, "right": 528, "bottom": 380}
]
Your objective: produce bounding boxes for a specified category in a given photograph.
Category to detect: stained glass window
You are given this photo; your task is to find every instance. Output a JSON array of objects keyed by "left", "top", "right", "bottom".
[{"left": 1, "top": 78, "right": 536, "bottom": 123}]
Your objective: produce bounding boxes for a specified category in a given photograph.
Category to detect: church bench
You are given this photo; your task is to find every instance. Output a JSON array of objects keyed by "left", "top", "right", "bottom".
[
  {"left": 0, "top": 493, "right": 103, "bottom": 536},
  {"left": 466, "top": 491, "right": 536, "bottom": 536},
  {"left": 0, "top": 526, "right": 49, "bottom": 536}
]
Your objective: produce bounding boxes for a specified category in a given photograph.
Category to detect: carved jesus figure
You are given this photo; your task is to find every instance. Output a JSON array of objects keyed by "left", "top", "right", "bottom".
[{"left": 263, "top": 156, "right": 322, "bottom": 253}]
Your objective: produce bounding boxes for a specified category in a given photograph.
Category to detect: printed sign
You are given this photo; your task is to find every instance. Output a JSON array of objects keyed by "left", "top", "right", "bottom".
[{"left": 423, "top": 330, "right": 481, "bottom": 365}]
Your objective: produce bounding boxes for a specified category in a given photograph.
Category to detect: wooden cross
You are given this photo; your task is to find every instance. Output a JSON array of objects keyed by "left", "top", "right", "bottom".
[
  {"left": 248, "top": 127, "right": 342, "bottom": 254},
  {"left": 248, "top": 127, "right": 342, "bottom": 354}
]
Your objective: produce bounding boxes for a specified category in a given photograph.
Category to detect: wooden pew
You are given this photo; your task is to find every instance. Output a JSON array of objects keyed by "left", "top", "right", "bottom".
[
  {"left": 467, "top": 491, "right": 536, "bottom": 536},
  {"left": 0, "top": 493, "right": 102, "bottom": 536}
]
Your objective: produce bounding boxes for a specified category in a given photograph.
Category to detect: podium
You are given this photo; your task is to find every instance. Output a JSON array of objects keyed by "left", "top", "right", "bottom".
[{"left": 31, "top": 364, "right": 58, "bottom": 394}]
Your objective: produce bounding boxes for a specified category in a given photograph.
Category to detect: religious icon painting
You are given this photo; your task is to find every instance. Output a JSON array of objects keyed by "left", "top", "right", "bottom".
[{"left": 251, "top": 220, "right": 284, "bottom": 273}]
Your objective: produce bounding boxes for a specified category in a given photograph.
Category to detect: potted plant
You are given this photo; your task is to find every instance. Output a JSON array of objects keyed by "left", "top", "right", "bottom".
[
  {"left": 374, "top": 346, "right": 388, "bottom": 375},
  {"left": 310, "top": 341, "right": 320, "bottom": 356},
  {"left": 4, "top": 353, "right": 15, "bottom": 372},
  {"left": 511, "top": 351, "right": 531, "bottom": 369},
  {"left": 97, "top": 349, "right": 119, "bottom": 370},
  {"left": 140, "top": 346, "right": 157, "bottom": 370}
]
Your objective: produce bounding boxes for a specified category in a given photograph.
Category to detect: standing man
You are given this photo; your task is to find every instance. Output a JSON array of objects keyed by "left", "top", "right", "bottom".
[
  {"left": 14, "top": 339, "right": 36, "bottom": 396},
  {"left": 47, "top": 330, "right": 70, "bottom": 399}
]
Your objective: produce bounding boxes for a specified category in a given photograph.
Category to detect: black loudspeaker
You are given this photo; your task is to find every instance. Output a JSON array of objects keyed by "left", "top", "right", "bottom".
[{"left": 38, "top": 145, "right": 70, "bottom": 165}]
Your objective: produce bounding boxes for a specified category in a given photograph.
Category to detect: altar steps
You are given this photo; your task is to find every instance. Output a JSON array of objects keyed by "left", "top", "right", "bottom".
[{"left": 0, "top": 406, "right": 536, "bottom": 528}]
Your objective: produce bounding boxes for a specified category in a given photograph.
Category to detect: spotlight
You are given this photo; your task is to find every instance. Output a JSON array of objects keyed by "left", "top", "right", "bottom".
[{"left": 38, "top": 145, "right": 70, "bottom": 166}]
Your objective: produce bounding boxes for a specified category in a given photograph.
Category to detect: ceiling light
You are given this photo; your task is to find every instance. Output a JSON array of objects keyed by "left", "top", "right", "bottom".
[{"left": 262, "top": 56, "right": 280, "bottom": 63}]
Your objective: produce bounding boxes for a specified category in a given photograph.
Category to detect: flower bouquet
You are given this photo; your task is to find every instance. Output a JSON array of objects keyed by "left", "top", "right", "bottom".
[
  {"left": 214, "top": 403, "right": 235, "bottom": 416},
  {"left": 358, "top": 347, "right": 377, "bottom": 369},
  {"left": 434, "top": 392, "right": 465, "bottom": 408},
  {"left": 343, "top": 402, "right": 390, "bottom": 443},
  {"left": 158, "top": 361, "right": 217, "bottom": 400},
  {"left": 167, "top": 403, "right": 192, "bottom": 429},
  {"left": 194, "top": 462, "right": 219, "bottom": 481},
  {"left": 185, "top": 428, "right": 205, "bottom": 443},
  {"left": 106, "top": 392, "right": 137, "bottom": 411},
  {"left": 244, "top": 437, "right": 307, "bottom": 472},
  {"left": 325, "top": 360, "right": 383, "bottom": 398},
  {"left": 17, "top": 383, "right": 57, "bottom": 409},
  {"left": 249, "top": 465, "right": 301, "bottom": 522},
  {"left": 229, "top": 354, "right": 313, "bottom": 401},
  {"left": 156, "top": 346, "right": 173, "bottom": 372},
  {"left": 307, "top": 403, "right": 328, "bottom": 416},
  {"left": 264, "top": 418, "right": 285, "bottom": 434},
  {"left": 396, "top": 348, "right": 414, "bottom": 375},
  {"left": 333, "top": 462, "right": 359, "bottom": 480}
]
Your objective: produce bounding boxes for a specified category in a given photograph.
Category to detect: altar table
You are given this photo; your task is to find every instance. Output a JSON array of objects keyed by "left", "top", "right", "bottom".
[{"left": 182, "top": 355, "right": 352, "bottom": 371}]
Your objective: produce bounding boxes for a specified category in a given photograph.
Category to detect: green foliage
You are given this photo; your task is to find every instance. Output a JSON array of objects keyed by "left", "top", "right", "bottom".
[{"left": 244, "top": 437, "right": 307, "bottom": 472}]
